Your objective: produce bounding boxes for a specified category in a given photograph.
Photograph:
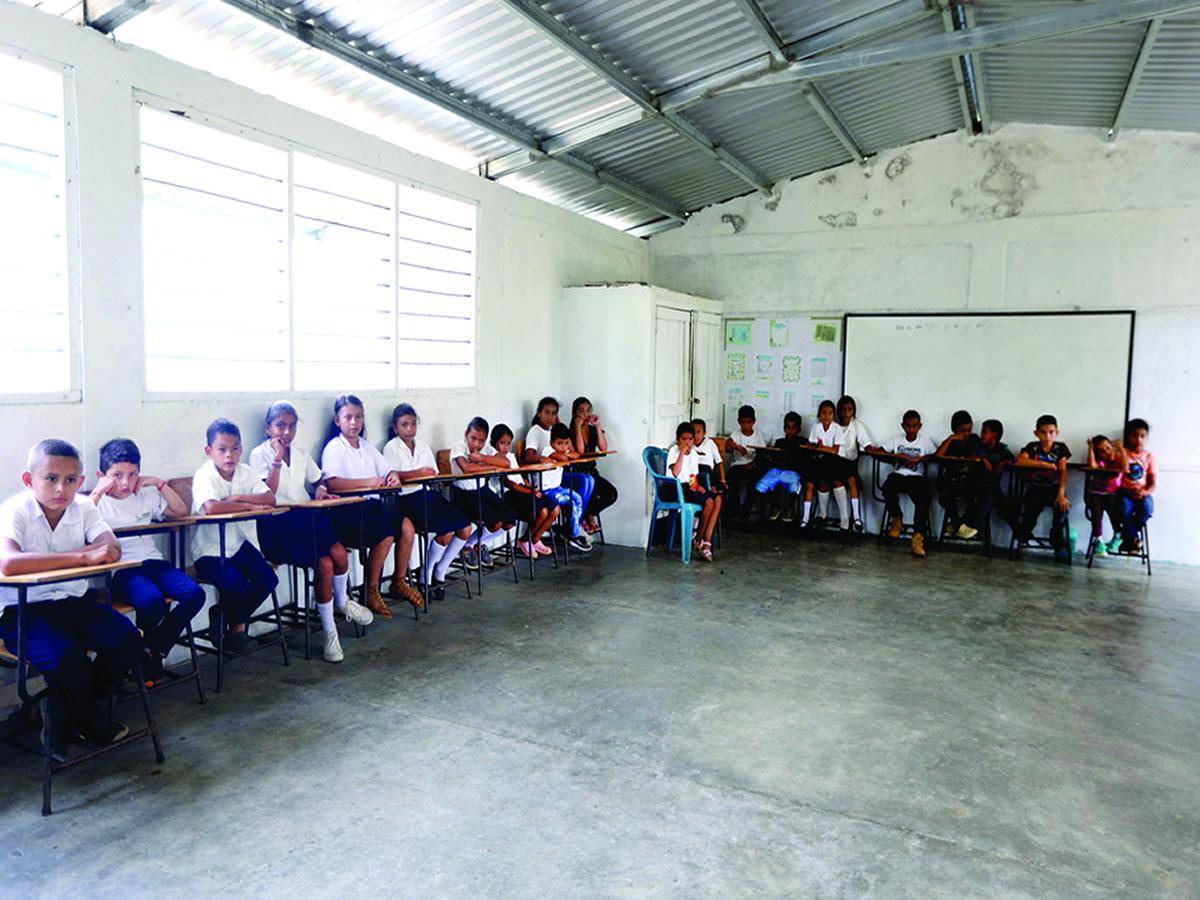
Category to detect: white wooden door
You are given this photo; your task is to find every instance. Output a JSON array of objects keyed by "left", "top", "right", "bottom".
[
  {"left": 690, "top": 311, "right": 722, "bottom": 425},
  {"left": 653, "top": 306, "right": 691, "bottom": 447}
]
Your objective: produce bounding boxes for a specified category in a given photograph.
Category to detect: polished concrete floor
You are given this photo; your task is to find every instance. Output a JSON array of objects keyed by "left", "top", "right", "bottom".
[{"left": 2, "top": 534, "right": 1198, "bottom": 898}]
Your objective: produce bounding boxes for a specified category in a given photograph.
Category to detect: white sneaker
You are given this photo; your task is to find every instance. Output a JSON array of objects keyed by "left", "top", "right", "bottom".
[
  {"left": 957, "top": 524, "right": 979, "bottom": 540},
  {"left": 322, "top": 629, "right": 344, "bottom": 664},
  {"left": 339, "top": 599, "right": 374, "bottom": 627}
]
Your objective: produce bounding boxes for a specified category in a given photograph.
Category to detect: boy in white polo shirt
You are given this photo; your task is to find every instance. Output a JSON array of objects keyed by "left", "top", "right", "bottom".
[
  {"left": 725, "top": 405, "right": 766, "bottom": 520},
  {"left": 0, "top": 439, "right": 140, "bottom": 758},
  {"left": 190, "top": 419, "right": 278, "bottom": 653},
  {"left": 665, "top": 422, "right": 723, "bottom": 561},
  {"left": 450, "top": 416, "right": 516, "bottom": 569},
  {"left": 880, "top": 409, "right": 939, "bottom": 558}
]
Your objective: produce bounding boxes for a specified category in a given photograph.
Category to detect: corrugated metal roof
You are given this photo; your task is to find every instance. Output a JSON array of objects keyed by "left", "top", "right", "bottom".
[
  {"left": 1122, "top": 13, "right": 1200, "bottom": 132},
  {"left": 975, "top": 1, "right": 1145, "bottom": 129},
  {"left": 11, "top": 0, "right": 1200, "bottom": 236}
]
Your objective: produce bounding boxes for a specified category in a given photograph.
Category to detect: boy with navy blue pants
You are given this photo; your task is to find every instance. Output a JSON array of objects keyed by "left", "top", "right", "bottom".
[
  {"left": 190, "top": 419, "right": 278, "bottom": 653},
  {"left": 0, "top": 440, "right": 140, "bottom": 756},
  {"left": 93, "top": 438, "right": 204, "bottom": 680}
]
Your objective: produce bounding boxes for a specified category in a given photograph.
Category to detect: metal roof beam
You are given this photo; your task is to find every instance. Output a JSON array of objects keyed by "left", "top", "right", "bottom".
[
  {"left": 728, "top": 0, "right": 789, "bottom": 64},
  {"left": 787, "top": 0, "right": 933, "bottom": 62},
  {"left": 961, "top": 3, "right": 991, "bottom": 133},
  {"left": 710, "top": 0, "right": 1200, "bottom": 97},
  {"left": 87, "top": 0, "right": 152, "bottom": 34},
  {"left": 940, "top": 2, "right": 975, "bottom": 132},
  {"left": 212, "top": 0, "right": 687, "bottom": 222},
  {"left": 497, "top": 0, "right": 774, "bottom": 197},
  {"left": 1110, "top": 16, "right": 1165, "bottom": 140}
]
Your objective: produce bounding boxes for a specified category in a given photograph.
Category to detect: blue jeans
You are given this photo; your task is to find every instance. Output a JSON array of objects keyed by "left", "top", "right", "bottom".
[
  {"left": 562, "top": 472, "right": 595, "bottom": 515},
  {"left": 545, "top": 486, "right": 584, "bottom": 538},
  {"left": 1118, "top": 492, "right": 1154, "bottom": 537},
  {"left": 755, "top": 468, "right": 801, "bottom": 494},
  {"left": 112, "top": 560, "right": 206, "bottom": 657},
  {"left": 0, "top": 594, "right": 141, "bottom": 731},
  {"left": 194, "top": 542, "right": 279, "bottom": 629}
]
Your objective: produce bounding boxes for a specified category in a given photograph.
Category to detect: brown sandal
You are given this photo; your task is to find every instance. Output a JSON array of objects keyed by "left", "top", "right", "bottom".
[
  {"left": 387, "top": 579, "right": 425, "bottom": 611},
  {"left": 365, "top": 587, "right": 393, "bottom": 619}
]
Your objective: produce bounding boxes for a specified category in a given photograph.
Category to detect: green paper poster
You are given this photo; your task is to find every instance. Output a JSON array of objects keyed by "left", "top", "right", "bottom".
[
  {"left": 782, "top": 355, "right": 802, "bottom": 383},
  {"left": 813, "top": 321, "right": 838, "bottom": 344},
  {"left": 769, "top": 319, "right": 788, "bottom": 348},
  {"left": 755, "top": 354, "right": 774, "bottom": 381},
  {"left": 726, "top": 353, "right": 746, "bottom": 381},
  {"left": 725, "top": 320, "right": 753, "bottom": 346}
]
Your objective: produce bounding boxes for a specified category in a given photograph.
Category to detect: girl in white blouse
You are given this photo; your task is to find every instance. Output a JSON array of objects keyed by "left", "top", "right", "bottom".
[{"left": 382, "top": 403, "right": 474, "bottom": 603}]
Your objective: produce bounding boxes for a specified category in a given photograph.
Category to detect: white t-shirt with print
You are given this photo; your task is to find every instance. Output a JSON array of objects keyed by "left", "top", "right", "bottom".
[
  {"left": 249, "top": 440, "right": 323, "bottom": 505},
  {"left": 728, "top": 428, "right": 765, "bottom": 467},
  {"left": 189, "top": 461, "right": 272, "bottom": 560},
  {"left": 884, "top": 432, "right": 938, "bottom": 477},
  {"left": 382, "top": 437, "right": 437, "bottom": 496},
  {"left": 0, "top": 492, "right": 113, "bottom": 606},
  {"left": 666, "top": 445, "right": 701, "bottom": 484},
  {"left": 95, "top": 485, "right": 169, "bottom": 564}
]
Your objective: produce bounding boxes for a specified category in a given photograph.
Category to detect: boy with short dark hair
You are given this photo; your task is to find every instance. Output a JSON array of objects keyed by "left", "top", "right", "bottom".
[
  {"left": 542, "top": 422, "right": 592, "bottom": 552},
  {"left": 967, "top": 418, "right": 1015, "bottom": 538},
  {"left": 93, "top": 437, "right": 203, "bottom": 681},
  {"left": 725, "top": 405, "right": 765, "bottom": 520},
  {"left": 1015, "top": 414, "right": 1072, "bottom": 556},
  {"left": 666, "top": 422, "right": 723, "bottom": 561},
  {"left": 753, "top": 411, "right": 806, "bottom": 522},
  {"left": 0, "top": 439, "right": 140, "bottom": 758},
  {"left": 880, "top": 410, "right": 938, "bottom": 558},
  {"left": 190, "top": 419, "right": 279, "bottom": 652},
  {"left": 936, "top": 410, "right": 983, "bottom": 539},
  {"left": 691, "top": 419, "right": 726, "bottom": 492},
  {"left": 1117, "top": 418, "right": 1156, "bottom": 553}
]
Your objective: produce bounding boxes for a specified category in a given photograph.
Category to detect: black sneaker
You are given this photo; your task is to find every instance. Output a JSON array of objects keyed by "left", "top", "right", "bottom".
[
  {"left": 430, "top": 579, "right": 446, "bottom": 603},
  {"left": 224, "top": 631, "right": 254, "bottom": 654},
  {"left": 140, "top": 650, "right": 165, "bottom": 685},
  {"left": 80, "top": 719, "right": 130, "bottom": 750}
]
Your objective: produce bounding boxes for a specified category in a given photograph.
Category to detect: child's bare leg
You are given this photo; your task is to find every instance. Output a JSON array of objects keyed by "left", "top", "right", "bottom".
[
  {"left": 330, "top": 542, "right": 349, "bottom": 576},
  {"left": 367, "top": 536, "right": 393, "bottom": 590},
  {"left": 702, "top": 498, "right": 720, "bottom": 542},
  {"left": 315, "top": 554, "right": 334, "bottom": 604},
  {"left": 394, "top": 519, "right": 416, "bottom": 583}
]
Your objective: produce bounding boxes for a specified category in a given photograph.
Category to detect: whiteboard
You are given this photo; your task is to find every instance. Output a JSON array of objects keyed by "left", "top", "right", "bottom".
[
  {"left": 842, "top": 313, "right": 1133, "bottom": 454},
  {"left": 720, "top": 315, "right": 843, "bottom": 435}
]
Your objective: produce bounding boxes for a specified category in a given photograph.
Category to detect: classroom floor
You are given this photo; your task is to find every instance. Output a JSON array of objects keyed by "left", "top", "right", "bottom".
[{"left": 1, "top": 533, "right": 1198, "bottom": 897}]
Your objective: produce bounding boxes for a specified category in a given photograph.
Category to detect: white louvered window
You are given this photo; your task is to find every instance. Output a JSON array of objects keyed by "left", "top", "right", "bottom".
[
  {"left": 395, "top": 184, "right": 476, "bottom": 389},
  {"left": 292, "top": 154, "right": 395, "bottom": 391},
  {"left": 140, "top": 109, "right": 289, "bottom": 392},
  {"left": 0, "top": 53, "right": 72, "bottom": 396},
  {"left": 140, "top": 106, "right": 477, "bottom": 393}
]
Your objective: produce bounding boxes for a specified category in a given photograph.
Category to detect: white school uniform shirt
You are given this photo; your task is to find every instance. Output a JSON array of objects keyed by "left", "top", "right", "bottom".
[
  {"left": 808, "top": 421, "right": 845, "bottom": 449},
  {"left": 525, "top": 424, "right": 553, "bottom": 458},
  {"left": 483, "top": 445, "right": 522, "bottom": 493},
  {"left": 884, "top": 431, "right": 939, "bottom": 477},
  {"left": 838, "top": 420, "right": 873, "bottom": 461},
  {"left": 666, "top": 445, "right": 701, "bottom": 484},
  {"left": 382, "top": 437, "right": 437, "bottom": 496},
  {"left": 321, "top": 434, "right": 391, "bottom": 483},
  {"left": 0, "top": 492, "right": 114, "bottom": 607},
  {"left": 249, "top": 441, "right": 322, "bottom": 505},
  {"left": 728, "top": 427, "right": 765, "bottom": 467},
  {"left": 695, "top": 436, "right": 721, "bottom": 469},
  {"left": 95, "top": 486, "right": 169, "bottom": 564},
  {"left": 539, "top": 445, "right": 564, "bottom": 490},
  {"left": 449, "top": 439, "right": 485, "bottom": 491},
  {"left": 189, "top": 461, "right": 271, "bottom": 560}
]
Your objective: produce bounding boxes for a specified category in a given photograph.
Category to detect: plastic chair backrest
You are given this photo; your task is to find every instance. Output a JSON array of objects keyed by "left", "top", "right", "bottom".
[{"left": 643, "top": 446, "right": 685, "bottom": 506}]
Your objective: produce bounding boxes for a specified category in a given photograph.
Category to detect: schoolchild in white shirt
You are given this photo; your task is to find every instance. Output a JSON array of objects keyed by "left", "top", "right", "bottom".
[
  {"left": 665, "top": 422, "right": 723, "bottom": 561},
  {"left": 725, "top": 404, "right": 767, "bottom": 519},
  {"left": 836, "top": 395, "right": 873, "bottom": 531},
  {"left": 0, "top": 439, "right": 138, "bottom": 756},
  {"left": 492, "top": 423, "right": 560, "bottom": 558},
  {"left": 880, "top": 409, "right": 939, "bottom": 558},
  {"left": 319, "top": 394, "right": 422, "bottom": 614},
  {"left": 691, "top": 418, "right": 726, "bottom": 492},
  {"left": 383, "top": 403, "right": 474, "bottom": 602},
  {"left": 803, "top": 400, "right": 851, "bottom": 530},
  {"left": 522, "top": 396, "right": 559, "bottom": 465},
  {"left": 449, "top": 416, "right": 516, "bottom": 570},
  {"left": 249, "top": 402, "right": 374, "bottom": 663}
]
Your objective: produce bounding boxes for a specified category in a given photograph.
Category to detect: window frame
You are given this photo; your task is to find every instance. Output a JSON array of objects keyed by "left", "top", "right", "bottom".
[
  {"left": 135, "top": 94, "right": 481, "bottom": 402},
  {"left": 0, "top": 45, "right": 82, "bottom": 406}
]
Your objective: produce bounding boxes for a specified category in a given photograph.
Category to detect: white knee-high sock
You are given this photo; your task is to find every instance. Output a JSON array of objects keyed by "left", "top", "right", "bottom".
[
  {"left": 434, "top": 535, "right": 468, "bottom": 581},
  {"left": 481, "top": 526, "right": 503, "bottom": 548},
  {"left": 833, "top": 486, "right": 849, "bottom": 527},
  {"left": 318, "top": 599, "right": 336, "bottom": 632},
  {"left": 802, "top": 500, "right": 812, "bottom": 523},
  {"left": 424, "top": 538, "right": 446, "bottom": 584},
  {"left": 817, "top": 491, "right": 829, "bottom": 519},
  {"left": 332, "top": 572, "right": 349, "bottom": 610},
  {"left": 851, "top": 497, "right": 861, "bottom": 520}
]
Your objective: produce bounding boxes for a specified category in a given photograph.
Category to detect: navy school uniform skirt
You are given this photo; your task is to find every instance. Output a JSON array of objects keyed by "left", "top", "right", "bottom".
[
  {"left": 451, "top": 486, "right": 513, "bottom": 528},
  {"left": 258, "top": 501, "right": 393, "bottom": 568},
  {"left": 394, "top": 489, "right": 470, "bottom": 535}
]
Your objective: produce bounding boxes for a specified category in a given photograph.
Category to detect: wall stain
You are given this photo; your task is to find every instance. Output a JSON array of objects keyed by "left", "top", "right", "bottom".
[
  {"left": 885, "top": 152, "right": 910, "bottom": 179},
  {"left": 952, "top": 144, "right": 1037, "bottom": 220},
  {"left": 818, "top": 172, "right": 838, "bottom": 186},
  {"left": 818, "top": 211, "right": 857, "bottom": 228}
]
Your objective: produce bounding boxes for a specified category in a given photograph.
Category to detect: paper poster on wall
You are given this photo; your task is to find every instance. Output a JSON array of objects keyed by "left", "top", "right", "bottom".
[
  {"left": 810, "top": 356, "right": 829, "bottom": 379},
  {"left": 726, "top": 353, "right": 746, "bottom": 381},
  {"left": 725, "top": 320, "right": 753, "bottom": 346},
  {"left": 781, "top": 355, "right": 802, "bottom": 383},
  {"left": 813, "top": 321, "right": 838, "bottom": 344},
  {"left": 755, "top": 354, "right": 774, "bottom": 381},
  {"left": 755, "top": 390, "right": 771, "bottom": 404},
  {"left": 728, "top": 387, "right": 744, "bottom": 406},
  {"left": 769, "top": 319, "right": 789, "bottom": 348}
]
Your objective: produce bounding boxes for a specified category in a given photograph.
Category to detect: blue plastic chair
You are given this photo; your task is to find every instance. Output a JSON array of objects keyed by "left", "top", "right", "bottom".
[{"left": 643, "top": 446, "right": 704, "bottom": 564}]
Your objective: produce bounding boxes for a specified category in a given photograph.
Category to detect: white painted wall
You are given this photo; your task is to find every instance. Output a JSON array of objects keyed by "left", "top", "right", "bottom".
[
  {"left": 650, "top": 124, "right": 1200, "bottom": 565},
  {"left": 0, "top": 1, "right": 647, "bottom": 490}
]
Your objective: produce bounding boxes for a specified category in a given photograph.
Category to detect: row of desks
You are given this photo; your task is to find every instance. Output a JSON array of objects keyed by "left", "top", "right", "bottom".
[{"left": 747, "top": 444, "right": 1114, "bottom": 476}]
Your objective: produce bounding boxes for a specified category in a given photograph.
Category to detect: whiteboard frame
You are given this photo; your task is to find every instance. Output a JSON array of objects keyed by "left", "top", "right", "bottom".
[{"left": 840, "top": 310, "right": 1136, "bottom": 425}]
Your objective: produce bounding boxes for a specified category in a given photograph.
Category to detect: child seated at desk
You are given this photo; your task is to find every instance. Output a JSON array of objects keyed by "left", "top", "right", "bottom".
[
  {"left": 450, "top": 416, "right": 517, "bottom": 569},
  {"left": 541, "top": 423, "right": 593, "bottom": 553},
  {"left": 1085, "top": 434, "right": 1126, "bottom": 558},
  {"left": 725, "top": 404, "right": 766, "bottom": 520},
  {"left": 753, "top": 411, "right": 806, "bottom": 522},
  {"left": 0, "top": 439, "right": 139, "bottom": 756},
  {"left": 880, "top": 410, "right": 939, "bottom": 558},
  {"left": 802, "top": 400, "right": 849, "bottom": 531},
  {"left": 490, "top": 424, "right": 559, "bottom": 559},
  {"left": 1117, "top": 418, "right": 1156, "bottom": 554},
  {"left": 190, "top": 419, "right": 279, "bottom": 652},
  {"left": 1015, "top": 414, "right": 1072, "bottom": 558},
  {"left": 836, "top": 395, "right": 873, "bottom": 531},
  {"left": 249, "top": 402, "right": 375, "bottom": 664},
  {"left": 936, "top": 410, "right": 983, "bottom": 540},
  {"left": 967, "top": 419, "right": 1015, "bottom": 538},
  {"left": 92, "top": 437, "right": 202, "bottom": 681},
  {"left": 666, "top": 422, "right": 723, "bottom": 562}
]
